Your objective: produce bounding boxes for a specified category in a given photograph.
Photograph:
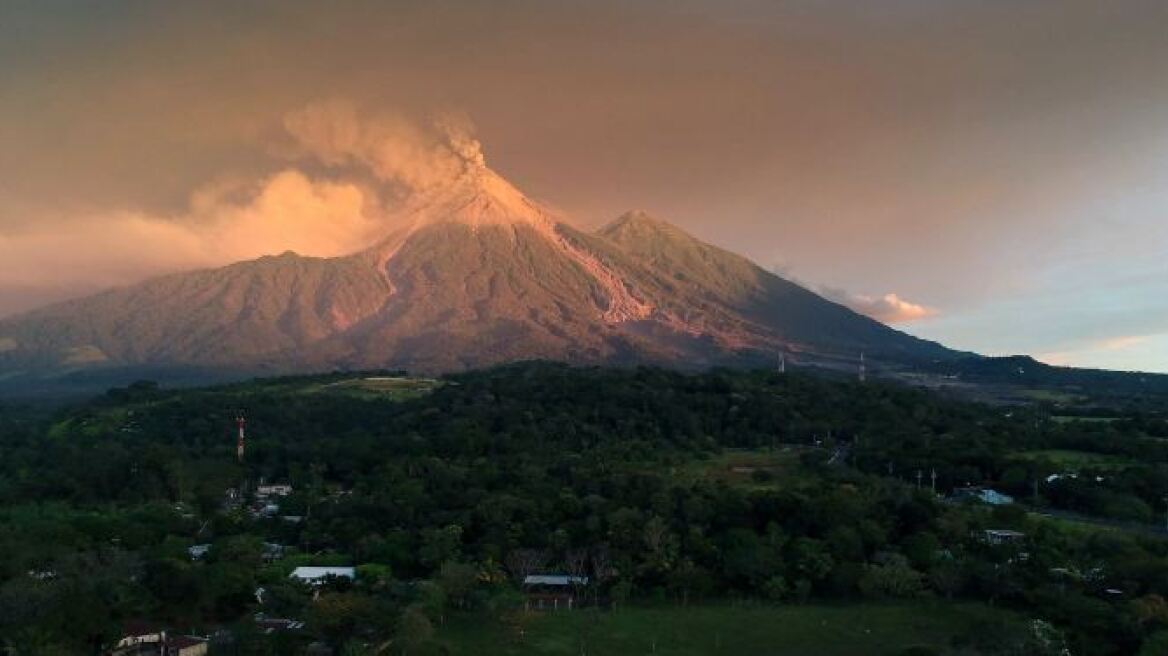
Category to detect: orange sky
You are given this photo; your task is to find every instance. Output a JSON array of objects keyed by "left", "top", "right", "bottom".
[{"left": 1, "top": 1, "right": 1167, "bottom": 370}]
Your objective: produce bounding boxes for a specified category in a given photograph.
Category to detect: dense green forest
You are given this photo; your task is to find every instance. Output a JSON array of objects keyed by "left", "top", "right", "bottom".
[{"left": 2, "top": 363, "right": 1168, "bottom": 655}]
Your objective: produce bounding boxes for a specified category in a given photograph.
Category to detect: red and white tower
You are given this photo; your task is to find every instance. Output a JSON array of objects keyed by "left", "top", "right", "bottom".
[{"left": 236, "top": 415, "right": 246, "bottom": 462}]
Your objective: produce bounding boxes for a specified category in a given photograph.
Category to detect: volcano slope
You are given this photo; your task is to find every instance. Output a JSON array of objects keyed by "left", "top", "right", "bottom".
[{"left": 0, "top": 164, "right": 954, "bottom": 389}]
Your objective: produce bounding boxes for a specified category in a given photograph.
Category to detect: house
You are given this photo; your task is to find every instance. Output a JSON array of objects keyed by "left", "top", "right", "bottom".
[
  {"left": 109, "top": 621, "right": 165, "bottom": 654},
  {"left": 108, "top": 625, "right": 207, "bottom": 656},
  {"left": 289, "top": 566, "right": 356, "bottom": 586},
  {"left": 254, "top": 503, "right": 280, "bottom": 518},
  {"left": 522, "top": 574, "right": 588, "bottom": 611},
  {"left": 981, "top": 529, "right": 1026, "bottom": 546},
  {"left": 27, "top": 568, "right": 56, "bottom": 580},
  {"left": 164, "top": 636, "right": 208, "bottom": 656},
  {"left": 256, "top": 484, "right": 293, "bottom": 498},
  {"left": 255, "top": 614, "right": 306, "bottom": 634},
  {"left": 262, "top": 542, "right": 286, "bottom": 562},
  {"left": 187, "top": 544, "right": 211, "bottom": 560},
  {"left": 952, "top": 487, "right": 1014, "bottom": 506}
]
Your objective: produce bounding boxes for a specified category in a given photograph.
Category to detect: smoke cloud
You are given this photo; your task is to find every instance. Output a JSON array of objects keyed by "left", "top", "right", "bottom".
[
  {"left": 283, "top": 101, "right": 486, "bottom": 193},
  {"left": 0, "top": 103, "right": 498, "bottom": 316}
]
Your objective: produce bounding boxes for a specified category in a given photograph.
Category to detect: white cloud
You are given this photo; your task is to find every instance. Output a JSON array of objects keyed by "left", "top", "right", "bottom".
[{"left": 816, "top": 286, "right": 938, "bottom": 323}]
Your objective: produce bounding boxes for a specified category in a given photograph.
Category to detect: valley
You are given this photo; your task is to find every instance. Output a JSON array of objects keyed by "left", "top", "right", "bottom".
[{"left": 3, "top": 363, "right": 1168, "bottom": 654}]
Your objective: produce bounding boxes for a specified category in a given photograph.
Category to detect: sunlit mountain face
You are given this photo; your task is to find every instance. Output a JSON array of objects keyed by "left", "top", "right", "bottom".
[{"left": 0, "top": 150, "right": 954, "bottom": 387}]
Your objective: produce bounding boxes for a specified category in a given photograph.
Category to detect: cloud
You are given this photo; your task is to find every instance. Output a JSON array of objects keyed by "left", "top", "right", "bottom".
[
  {"left": 283, "top": 101, "right": 486, "bottom": 194},
  {"left": 818, "top": 286, "right": 938, "bottom": 323},
  {"left": 1099, "top": 335, "right": 1149, "bottom": 351},
  {"left": 771, "top": 263, "right": 937, "bottom": 324},
  {"left": 0, "top": 168, "right": 381, "bottom": 316},
  {"left": 1037, "top": 333, "right": 1163, "bottom": 370},
  {"left": 0, "top": 102, "right": 502, "bottom": 316}
]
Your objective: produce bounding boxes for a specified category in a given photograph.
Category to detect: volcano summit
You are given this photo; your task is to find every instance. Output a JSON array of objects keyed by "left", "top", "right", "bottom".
[{"left": 0, "top": 158, "right": 953, "bottom": 389}]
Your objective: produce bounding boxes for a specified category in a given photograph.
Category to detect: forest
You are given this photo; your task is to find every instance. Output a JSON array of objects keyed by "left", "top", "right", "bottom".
[{"left": 2, "top": 363, "right": 1168, "bottom": 655}]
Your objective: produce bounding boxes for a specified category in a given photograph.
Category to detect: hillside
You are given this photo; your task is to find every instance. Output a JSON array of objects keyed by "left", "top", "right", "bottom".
[{"left": 0, "top": 165, "right": 954, "bottom": 393}]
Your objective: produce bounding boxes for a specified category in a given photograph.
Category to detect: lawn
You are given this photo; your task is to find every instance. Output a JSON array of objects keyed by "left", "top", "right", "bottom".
[{"left": 430, "top": 601, "right": 1015, "bottom": 656}]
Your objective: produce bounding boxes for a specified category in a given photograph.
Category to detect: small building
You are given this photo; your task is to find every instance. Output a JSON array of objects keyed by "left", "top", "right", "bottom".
[
  {"left": 255, "top": 614, "right": 305, "bottom": 634},
  {"left": 953, "top": 487, "right": 1014, "bottom": 506},
  {"left": 110, "top": 621, "right": 165, "bottom": 654},
  {"left": 27, "top": 568, "right": 56, "bottom": 581},
  {"left": 164, "top": 636, "right": 208, "bottom": 656},
  {"left": 255, "top": 503, "right": 280, "bottom": 518},
  {"left": 188, "top": 544, "right": 211, "bottom": 561},
  {"left": 289, "top": 566, "right": 356, "bottom": 586},
  {"left": 262, "top": 542, "right": 286, "bottom": 562},
  {"left": 981, "top": 529, "right": 1026, "bottom": 546},
  {"left": 256, "top": 484, "right": 294, "bottom": 498},
  {"left": 522, "top": 574, "right": 588, "bottom": 611},
  {"left": 108, "top": 626, "right": 207, "bottom": 656}
]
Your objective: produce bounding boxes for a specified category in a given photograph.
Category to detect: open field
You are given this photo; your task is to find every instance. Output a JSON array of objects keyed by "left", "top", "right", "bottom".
[
  {"left": 678, "top": 447, "right": 811, "bottom": 487},
  {"left": 1051, "top": 415, "right": 1121, "bottom": 424},
  {"left": 1012, "top": 449, "right": 1132, "bottom": 469},
  {"left": 431, "top": 602, "right": 1015, "bottom": 656},
  {"left": 1016, "top": 388, "right": 1085, "bottom": 404},
  {"left": 312, "top": 376, "right": 443, "bottom": 400}
]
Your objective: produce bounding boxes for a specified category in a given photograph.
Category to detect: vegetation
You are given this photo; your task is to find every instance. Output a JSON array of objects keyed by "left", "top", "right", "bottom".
[
  {"left": 1, "top": 363, "right": 1167, "bottom": 654},
  {"left": 434, "top": 602, "right": 1019, "bottom": 656}
]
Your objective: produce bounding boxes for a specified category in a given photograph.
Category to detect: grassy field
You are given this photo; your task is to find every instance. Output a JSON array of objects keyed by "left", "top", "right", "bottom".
[
  {"left": 313, "top": 376, "right": 443, "bottom": 400},
  {"left": 1051, "top": 415, "right": 1121, "bottom": 424},
  {"left": 1012, "top": 448, "right": 1132, "bottom": 469},
  {"left": 677, "top": 448, "right": 811, "bottom": 487},
  {"left": 429, "top": 602, "right": 1014, "bottom": 656},
  {"left": 1016, "top": 388, "right": 1084, "bottom": 404}
]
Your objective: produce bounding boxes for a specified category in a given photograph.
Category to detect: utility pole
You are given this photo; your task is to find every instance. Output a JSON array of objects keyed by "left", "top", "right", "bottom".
[
  {"left": 916, "top": 469, "right": 923, "bottom": 490},
  {"left": 930, "top": 468, "right": 937, "bottom": 495}
]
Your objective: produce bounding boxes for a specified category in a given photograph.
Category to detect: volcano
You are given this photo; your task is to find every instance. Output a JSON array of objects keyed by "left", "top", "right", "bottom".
[{"left": 0, "top": 161, "right": 956, "bottom": 389}]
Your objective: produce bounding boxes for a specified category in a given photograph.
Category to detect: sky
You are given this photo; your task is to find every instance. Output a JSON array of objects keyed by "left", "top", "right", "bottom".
[{"left": 1, "top": 0, "right": 1166, "bottom": 371}]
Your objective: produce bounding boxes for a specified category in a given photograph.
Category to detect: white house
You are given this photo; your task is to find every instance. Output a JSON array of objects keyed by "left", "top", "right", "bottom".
[
  {"left": 256, "top": 484, "right": 294, "bottom": 498},
  {"left": 289, "top": 566, "right": 356, "bottom": 586}
]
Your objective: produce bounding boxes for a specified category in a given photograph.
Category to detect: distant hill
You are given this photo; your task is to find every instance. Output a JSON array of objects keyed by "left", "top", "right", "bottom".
[{"left": 0, "top": 163, "right": 955, "bottom": 395}]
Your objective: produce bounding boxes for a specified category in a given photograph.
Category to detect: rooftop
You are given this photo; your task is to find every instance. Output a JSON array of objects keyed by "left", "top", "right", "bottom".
[
  {"left": 523, "top": 574, "right": 589, "bottom": 587},
  {"left": 290, "top": 566, "right": 356, "bottom": 581}
]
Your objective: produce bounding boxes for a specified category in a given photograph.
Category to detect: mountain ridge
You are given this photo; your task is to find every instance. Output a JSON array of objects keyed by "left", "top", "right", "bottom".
[{"left": 0, "top": 166, "right": 956, "bottom": 390}]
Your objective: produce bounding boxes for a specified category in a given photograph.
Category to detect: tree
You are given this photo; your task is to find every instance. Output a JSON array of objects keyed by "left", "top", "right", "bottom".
[
  {"left": 309, "top": 592, "right": 375, "bottom": 648},
  {"left": 928, "top": 562, "right": 966, "bottom": 599},
  {"left": 858, "top": 559, "right": 925, "bottom": 598},
  {"left": 419, "top": 525, "right": 463, "bottom": 569},
  {"left": 437, "top": 561, "right": 479, "bottom": 609},
  {"left": 397, "top": 605, "right": 434, "bottom": 655},
  {"left": 1139, "top": 631, "right": 1168, "bottom": 656},
  {"left": 505, "top": 549, "right": 547, "bottom": 584}
]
